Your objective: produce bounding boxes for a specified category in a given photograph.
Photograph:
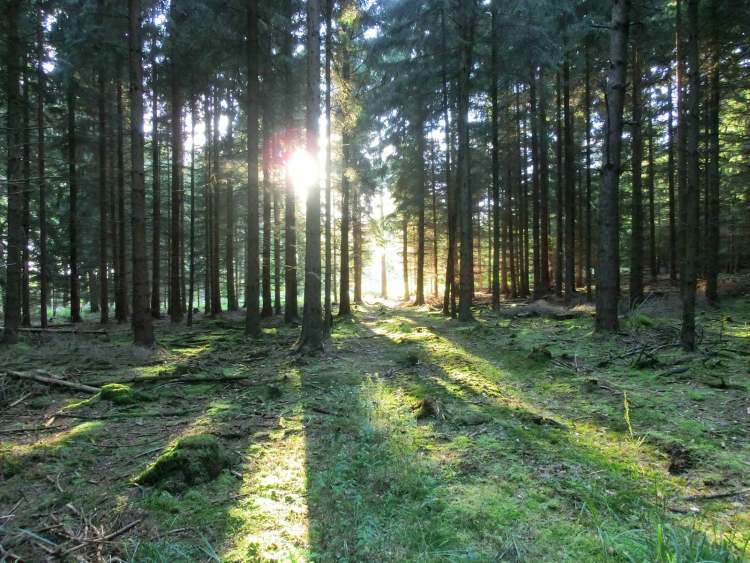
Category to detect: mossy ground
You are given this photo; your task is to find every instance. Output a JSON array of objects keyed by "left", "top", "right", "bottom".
[{"left": 0, "top": 295, "right": 747, "bottom": 561}]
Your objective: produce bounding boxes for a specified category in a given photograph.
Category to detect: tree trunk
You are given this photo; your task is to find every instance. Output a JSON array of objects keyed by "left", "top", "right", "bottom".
[
  {"left": 169, "top": 14, "right": 183, "bottom": 324},
  {"left": 676, "top": 0, "right": 687, "bottom": 285},
  {"left": 36, "top": 8, "right": 49, "bottom": 327},
  {"left": 595, "top": 0, "right": 630, "bottom": 332},
  {"left": 402, "top": 216, "right": 410, "bottom": 301},
  {"left": 116, "top": 74, "right": 128, "bottom": 322},
  {"left": 4, "top": 0, "right": 23, "bottom": 343},
  {"left": 555, "top": 72, "right": 564, "bottom": 297},
  {"left": 457, "top": 0, "right": 476, "bottom": 322},
  {"left": 530, "top": 73, "right": 542, "bottom": 298},
  {"left": 563, "top": 47, "right": 576, "bottom": 302},
  {"left": 538, "top": 69, "right": 551, "bottom": 295},
  {"left": 67, "top": 81, "right": 81, "bottom": 323},
  {"left": 283, "top": 0, "right": 298, "bottom": 324},
  {"left": 490, "top": 3, "right": 500, "bottom": 308},
  {"left": 151, "top": 61, "right": 161, "bottom": 318},
  {"left": 97, "top": 0, "right": 109, "bottom": 324},
  {"left": 415, "top": 112, "right": 426, "bottom": 306},
  {"left": 353, "top": 187, "right": 363, "bottom": 304},
  {"left": 338, "top": 114, "right": 352, "bottom": 314},
  {"left": 584, "top": 44, "right": 593, "bottom": 299},
  {"left": 629, "top": 25, "right": 644, "bottom": 306},
  {"left": 298, "top": 0, "right": 323, "bottom": 352},
  {"left": 705, "top": 0, "right": 720, "bottom": 304},
  {"left": 273, "top": 163, "right": 282, "bottom": 315},
  {"left": 210, "top": 91, "right": 222, "bottom": 317},
  {"left": 441, "top": 4, "right": 456, "bottom": 317},
  {"left": 21, "top": 64, "right": 31, "bottom": 327},
  {"left": 203, "top": 94, "right": 212, "bottom": 315},
  {"left": 680, "top": 0, "right": 699, "bottom": 350},
  {"left": 128, "top": 0, "right": 155, "bottom": 346},
  {"left": 324, "top": 0, "right": 333, "bottom": 326},
  {"left": 226, "top": 107, "right": 238, "bottom": 312},
  {"left": 261, "top": 88, "right": 274, "bottom": 318},
  {"left": 245, "top": 0, "right": 261, "bottom": 336},
  {"left": 666, "top": 81, "right": 677, "bottom": 283},
  {"left": 188, "top": 93, "right": 196, "bottom": 326},
  {"left": 648, "top": 116, "right": 658, "bottom": 281}
]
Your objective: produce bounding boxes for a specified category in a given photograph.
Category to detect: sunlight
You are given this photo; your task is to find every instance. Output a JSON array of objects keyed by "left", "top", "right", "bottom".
[{"left": 287, "top": 148, "right": 318, "bottom": 202}]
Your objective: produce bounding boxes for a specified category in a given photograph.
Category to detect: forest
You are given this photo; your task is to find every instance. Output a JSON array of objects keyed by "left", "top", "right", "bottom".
[{"left": 0, "top": 0, "right": 749, "bottom": 560}]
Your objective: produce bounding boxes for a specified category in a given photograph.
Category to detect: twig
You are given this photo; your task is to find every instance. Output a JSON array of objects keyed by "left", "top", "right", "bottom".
[
  {"left": 682, "top": 488, "right": 750, "bottom": 502},
  {"left": 8, "top": 392, "right": 34, "bottom": 408},
  {"left": 4, "top": 370, "right": 99, "bottom": 393}
]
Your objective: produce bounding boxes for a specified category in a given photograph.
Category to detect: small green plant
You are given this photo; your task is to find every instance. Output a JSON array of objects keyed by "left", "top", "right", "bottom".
[{"left": 623, "top": 392, "right": 634, "bottom": 439}]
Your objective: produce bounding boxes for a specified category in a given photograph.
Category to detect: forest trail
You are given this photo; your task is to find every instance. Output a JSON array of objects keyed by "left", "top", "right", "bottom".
[{"left": 1, "top": 298, "right": 748, "bottom": 561}]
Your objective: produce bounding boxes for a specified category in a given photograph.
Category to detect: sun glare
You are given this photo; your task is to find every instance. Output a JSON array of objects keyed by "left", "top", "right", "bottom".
[{"left": 286, "top": 148, "right": 318, "bottom": 202}]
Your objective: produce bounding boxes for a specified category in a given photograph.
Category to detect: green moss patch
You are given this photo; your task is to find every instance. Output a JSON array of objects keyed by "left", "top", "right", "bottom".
[{"left": 136, "top": 434, "right": 234, "bottom": 491}]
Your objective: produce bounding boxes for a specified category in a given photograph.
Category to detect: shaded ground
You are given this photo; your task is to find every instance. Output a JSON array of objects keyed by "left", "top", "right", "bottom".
[{"left": 0, "top": 294, "right": 748, "bottom": 561}]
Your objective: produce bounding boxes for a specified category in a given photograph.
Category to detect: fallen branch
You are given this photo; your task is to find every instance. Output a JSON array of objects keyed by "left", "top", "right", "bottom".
[
  {"left": 0, "top": 326, "right": 108, "bottom": 336},
  {"left": 117, "top": 373, "right": 283, "bottom": 386},
  {"left": 682, "top": 488, "right": 750, "bottom": 502},
  {"left": 5, "top": 370, "right": 99, "bottom": 394}
]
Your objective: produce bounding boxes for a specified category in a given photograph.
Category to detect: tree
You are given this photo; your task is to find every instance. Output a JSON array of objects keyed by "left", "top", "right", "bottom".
[
  {"left": 629, "top": 12, "right": 644, "bottom": 307},
  {"left": 129, "top": 0, "right": 154, "bottom": 346},
  {"left": 595, "top": 0, "right": 630, "bottom": 332},
  {"left": 456, "top": 0, "right": 476, "bottom": 322},
  {"left": 705, "top": 0, "right": 721, "bottom": 305},
  {"left": 297, "top": 0, "right": 323, "bottom": 352},
  {"left": 169, "top": 1, "right": 184, "bottom": 324},
  {"left": 67, "top": 79, "right": 81, "bottom": 323},
  {"left": 36, "top": 7, "right": 49, "bottom": 327},
  {"left": 245, "top": 0, "right": 261, "bottom": 337},
  {"left": 3, "top": 0, "right": 23, "bottom": 344},
  {"left": 680, "top": 0, "right": 699, "bottom": 351},
  {"left": 151, "top": 54, "right": 162, "bottom": 319}
]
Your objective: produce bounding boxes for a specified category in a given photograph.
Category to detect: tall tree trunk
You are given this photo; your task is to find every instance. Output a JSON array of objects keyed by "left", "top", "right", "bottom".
[
  {"left": 705, "top": 0, "right": 720, "bottom": 304},
  {"left": 381, "top": 192, "right": 388, "bottom": 299},
  {"left": 431, "top": 157, "right": 439, "bottom": 298},
  {"left": 676, "top": 0, "right": 687, "bottom": 285},
  {"left": 538, "top": 69, "right": 551, "bottom": 294},
  {"left": 338, "top": 78, "right": 352, "bottom": 316},
  {"left": 226, "top": 108, "right": 238, "bottom": 312},
  {"left": 595, "top": 0, "right": 630, "bottom": 332},
  {"left": 4, "top": 0, "right": 23, "bottom": 343},
  {"left": 667, "top": 81, "right": 678, "bottom": 282},
  {"left": 490, "top": 3, "right": 500, "bottom": 308},
  {"left": 648, "top": 116, "right": 658, "bottom": 281},
  {"left": 67, "top": 81, "right": 81, "bottom": 323},
  {"left": 563, "top": 46, "right": 576, "bottom": 302},
  {"left": 517, "top": 89, "right": 530, "bottom": 298},
  {"left": 37, "top": 7, "right": 49, "bottom": 327},
  {"left": 261, "top": 94, "right": 273, "bottom": 318},
  {"left": 457, "top": 0, "right": 476, "bottom": 322},
  {"left": 169, "top": 15, "right": 183, "bottom": 323},
  {"left": 441, "top": 4, "right": 456, "bottom": 317},
  {"left": 203, "top": 94, "right": 212, "bottom": 314},
  {"left": 188, "top": 93, "right": 196, "bottom": 326},
  {"left": 554, "top": 72, "right": 564, "bottom": 297},
  {"left": 283, "top": 0, "right": 298, "bottom": 323},
  {"left": 273, "top": 164, "right": 282, "bottom": 315},
  {"left": 584, "top": 44, "right": 593, "bottom": 299},
  {"left": 151, "top": 61, "right": 161, "bottom": 318},
  {"left": 353, "top": 187, "right": 363, "bottom": 304},
  {"left": 210, "top": 91, "right": 222, "bottom": 317},
  {"left": 116, "top": 74, "right": 128, "bottom": 322},
  {"left": 298, "top": 0, "right": 323, "bottom": 351},
  {"left": 402, "top": 216, "right": 410, "bottom": 301},
  {"left": 681, "top": 0, "right": 699, "bottom": 350},
  {"left": 21, "top": 64, "right": 31, "bottom": 327},
  {"left": 629, "top": 23, "right": 644, "bottom": 306},
  {"left": 415, "top": 112, "right": 426, "bottom": 306},
  {"left": 97, "top": 0, "right": 109, "bottom": 323},
  {"left": 129, "top": 0, "right": 154, "bottom": 346},
  {"left": 324, "top": 0, "right": 333, "bottom": 326},
  {"left": 530, "top": 74, "right": 542, "bottom": 298},
  {"left": 246, "top": 0, "right": 261, "bottom": 336}
]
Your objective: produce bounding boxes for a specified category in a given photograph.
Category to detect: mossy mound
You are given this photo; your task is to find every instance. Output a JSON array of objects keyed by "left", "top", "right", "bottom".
[
  {"left": 99, "top": 383, "right": 140, "bottom": 404},
  {"left": 0, "top": 452, "right": 21, "bottom": 479},
  {"left": 135, "top": 434, "right": 233, "bottom": 491}
]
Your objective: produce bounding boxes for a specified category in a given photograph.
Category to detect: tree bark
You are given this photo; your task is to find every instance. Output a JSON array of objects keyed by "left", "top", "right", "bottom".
[
  {"left": 97, "top": 0, "right": 109, "bottom": 324},
  {"left": 667, "top": 79, "right": 677, "bottom": 282},
  {"left": 246, "top": 0, "right": 261, "bottom": 336},
  {"left": 402, "top": 216, "right": 410, "bottom": 301},
  {"left": 584, "top": 44, "right": 593, "bottom": 299},
  {"left": 629, "top": 23, "right": 644, "bottom": 306},
  {"left": 21, "top": 64, "right": 31, "bottom": 327},
  {"left": 324, "top": 0, "right": 333, "bottom": 326},
  {"left": 151, "top": 59, "right": 161, "bottom": 318},
  {"left": 297, "top": 0, "right": 323, "bottom": 352},
  {"left": 680, "top": 0, "right": 700, "bottom": 350},
  {"left": 67, "top": 81, "right": 81, "bottom": 323},
  {"left": 490, "top": 3, "right": 500, "bottom": 308},
  {"left": 538, "top": 69, "right": 551, "bottom": 295},
  {"left": 128, "top": 0, "right": 155, "bottom": 346},
  {"left": 283, "top": 0, "right": 298, "bottom": 324},
  {"left": 563, "top": 46, "right": 576, "bottom": 302},
  {"left": 187, "top": 93, "right": 196, "bottom": 326},
  {"left": 261, "top": 86, "right": 274, "bottom": 318},
  {"left": 169, "top": 9, "right": 183, "bottom": 324},
  {"left": 595, "top": 0, "right": 630, "bottom": 332},
  {"left": 116, "top": 74, "right": 128, "bottom": 322},
  {"left": 441, "top": 5, "right": 456, "bottom": 317},
  {"left": 530, "top": 73, "right": 542, "bottom": 298},
  {"left": 705, "top": 0, "right": 720, "bottom": 304},
  {"left": 4, "top": 0, "right": 23, "bottom": 343},
  {"left": 415, "top": 112, "right": 426, "bottom": 306},
  {"left": 456, "top": 0, "right": 476, "bottom": 322},
  {"left": 554, "top": 72, "right": 564, "bottom": 297},
  {"left": 353, "top": 186, "right": 363, "bottom": 304},
  {"left": 36, "top": 7, "right": 49, "bottom": 327},
  {"left": 226, "top": 105, "right": 238, "bottom": 312},
  {"left": 648, "top": 116, "right": 658, "bottom": 281}
]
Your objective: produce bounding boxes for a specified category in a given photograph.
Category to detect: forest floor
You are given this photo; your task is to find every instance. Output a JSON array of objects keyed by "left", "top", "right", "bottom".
[{"left": 0, "top": 286, "right": 749, "bottom": 562}]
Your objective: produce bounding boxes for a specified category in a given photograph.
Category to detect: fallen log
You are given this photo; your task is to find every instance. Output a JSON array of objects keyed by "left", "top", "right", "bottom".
[
  {"left": 5, "top": 370, "right": 100, "bottom": 393},
  {"left": 0, "top": 326, "right": 108, "bottom": 335}
]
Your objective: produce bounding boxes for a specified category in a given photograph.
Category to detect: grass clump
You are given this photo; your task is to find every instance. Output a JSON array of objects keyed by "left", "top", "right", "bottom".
[
  {"left": 99, "top": 383, "right": 142, "bottom": 405},
  {"left": 136, "top": 434, "right": 234, "bottom": 491}
]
